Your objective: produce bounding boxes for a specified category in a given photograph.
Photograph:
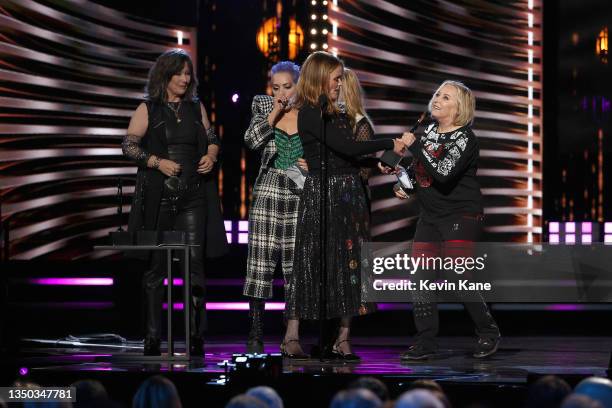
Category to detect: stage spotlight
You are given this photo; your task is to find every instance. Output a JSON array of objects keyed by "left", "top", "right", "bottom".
[
  {"left": 311, "top": 28, "right": 317, "bottom": 35},
  {"left": 311, "top": 0, "right": 317, "bottom": 4},
  {"left": 311, "top": 14, "right": 317, "bottom": 20},
  {"left": 323, "top": 0, "right": 328, "bottom": 4},
  {"left": 310, "top": 43, "right": 317, "bottom": 49},
  {"left": 323, "top": 14, "right": 328, "bottom": 20},
  {"left": 322, "top": 28, "right": 328, "bottom": 35},
  {"left": 19, "top": 367, "right": 28, "bottom": 376},
  {"left": 231, "top": 93, "right": 239, "bottom": 103},
  {"left": 322, "top": 43, "right": 328, "bottom": 49}
]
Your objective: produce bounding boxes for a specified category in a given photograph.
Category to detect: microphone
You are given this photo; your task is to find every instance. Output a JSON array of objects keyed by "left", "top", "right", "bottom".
[
  {"left": 410, "top": 111, "right": 428, "bottom": 134},
  {"left": 116, "top": 177, "right": 123, "bottom": 231},
  {"left": 379, "top": 111, "right": 428, "bottom": 169}
]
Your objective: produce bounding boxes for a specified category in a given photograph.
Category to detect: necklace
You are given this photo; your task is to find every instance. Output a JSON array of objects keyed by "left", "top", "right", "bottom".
[{"left": 167, "top": 102, "right": 182, "bottom": 123}]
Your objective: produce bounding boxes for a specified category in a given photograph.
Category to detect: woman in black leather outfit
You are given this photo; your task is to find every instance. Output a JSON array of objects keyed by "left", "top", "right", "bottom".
[{"left": 122, "top": 49, "right": 227, "bottom": 356}]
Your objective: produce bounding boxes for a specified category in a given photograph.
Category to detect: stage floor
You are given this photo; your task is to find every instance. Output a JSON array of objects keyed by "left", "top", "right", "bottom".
[{"left": 14, "top": 336, "right": 612, "bottom": 384}]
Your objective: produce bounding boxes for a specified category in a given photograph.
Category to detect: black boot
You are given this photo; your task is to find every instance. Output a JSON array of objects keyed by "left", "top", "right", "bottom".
[
  {"left": 190, "top": 296, "right": 206, "bottom": 357},
  {"left": 143, "top": 267, "right": 164, "bottom": 356},
  {"left": 246, "top": 298, "right": 264, "bottom": 354},
  {"left": 144, "top": 337, "right": 161, "bottom": 356}
]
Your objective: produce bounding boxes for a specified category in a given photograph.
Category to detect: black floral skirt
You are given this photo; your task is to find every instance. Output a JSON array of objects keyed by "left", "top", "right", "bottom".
[{"left": 287, "top": 172, "right": 376, "bottom": 320}]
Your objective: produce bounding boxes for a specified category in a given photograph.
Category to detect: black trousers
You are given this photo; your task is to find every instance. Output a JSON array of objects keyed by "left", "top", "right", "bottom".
[
  {"left": 411, "top": 215, "right": 500, "bottom": 350},
  {"left": 143, "top": 196, "right": 207, "bottom": 339}
]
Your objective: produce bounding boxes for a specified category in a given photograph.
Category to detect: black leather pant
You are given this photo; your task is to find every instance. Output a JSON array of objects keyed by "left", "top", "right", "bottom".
[
  {"left": 411, "top": 215, "right": 500, "bottom": 350},
  {"left": 143, "top": 196, "right": 207, "bottom": 340}
]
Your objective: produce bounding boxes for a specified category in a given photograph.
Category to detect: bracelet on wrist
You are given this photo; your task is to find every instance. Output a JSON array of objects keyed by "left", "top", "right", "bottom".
[{"left": 152, "top": 157, "right": 161, "bottom": 169}]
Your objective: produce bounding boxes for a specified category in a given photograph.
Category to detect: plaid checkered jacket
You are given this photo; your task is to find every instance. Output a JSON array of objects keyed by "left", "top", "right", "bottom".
[{"left": 244, "top": 95, "right": 276, "bottom": 175}]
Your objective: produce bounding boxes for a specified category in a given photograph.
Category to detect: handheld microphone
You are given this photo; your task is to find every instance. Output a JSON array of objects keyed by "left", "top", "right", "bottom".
[
  {"left": 379, "top": 111, "right": 428, "bottom": 168},
  {"left": 410, "top": 111, "right": 428, "bottom": 134}
]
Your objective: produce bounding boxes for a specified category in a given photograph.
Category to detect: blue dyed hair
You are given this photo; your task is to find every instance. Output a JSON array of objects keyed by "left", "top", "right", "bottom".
[{"left": 270, "top": 60, "right": 300, "bottom": 83}]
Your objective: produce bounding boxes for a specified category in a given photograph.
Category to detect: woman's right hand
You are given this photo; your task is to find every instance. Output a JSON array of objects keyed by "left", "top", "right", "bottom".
[
  {"left": 392, "top": 138, "right": 406, "bottom": 155},
  {"left": 158, "top": 159, "right": 182, "bottom": 177},
  {"left": 377, "top": 162, "right": 400, "bottom": 175},
  {"left": 268, "top": 95, "right": 289, "bottom": 126},
  {"left": 400, "top": 132, "right": 416, "bottom": 148}
]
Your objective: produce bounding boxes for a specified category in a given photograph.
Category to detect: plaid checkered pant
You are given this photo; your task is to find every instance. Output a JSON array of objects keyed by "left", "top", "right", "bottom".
[{"left": 243, "top": 168, "right": 301, "bottom": 299}]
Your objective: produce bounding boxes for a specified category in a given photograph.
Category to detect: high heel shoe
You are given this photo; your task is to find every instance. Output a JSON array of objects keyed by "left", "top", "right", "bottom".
[
  {"left": 332, "top": 339, "right": 360, "bottom": 362},
  {"left": 280, "top": 339, "right": 309, "bottom": 360}
]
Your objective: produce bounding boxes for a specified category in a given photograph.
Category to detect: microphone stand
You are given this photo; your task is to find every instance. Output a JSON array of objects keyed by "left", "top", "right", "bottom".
[
  {"left": 116, "top": 178, "right": 124, "bottom": 231},
  {"left": 318, "top": 96, "right": 328, "bottom": 361}
]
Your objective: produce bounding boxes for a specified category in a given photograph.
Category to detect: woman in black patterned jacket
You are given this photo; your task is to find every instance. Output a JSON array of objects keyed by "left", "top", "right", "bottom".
[
  {"left": 388, "top": 80, "right": 501, "bottom": 361},
  {"left": 243, "top": 61, "right": 310, "bottom": 358}
]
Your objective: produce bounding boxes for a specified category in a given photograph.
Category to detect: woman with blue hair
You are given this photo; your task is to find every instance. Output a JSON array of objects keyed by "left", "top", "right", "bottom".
[{"left": 243, "top": 61, "right": 309, "bottom": 358}]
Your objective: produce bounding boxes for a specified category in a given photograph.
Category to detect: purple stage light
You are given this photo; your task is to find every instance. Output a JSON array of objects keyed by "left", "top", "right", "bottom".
[
  {"left": 605, "top": 222, "right": 612, "bottom": 234},
  {"left": 226, "top": 233, "right": 232, "bottom": 244},
  {"left": 238, "top": 220, "right": 248, "bottom": 232},
  {"left": 163, "top": 302, "right": 286, "bottom": 311},
  {"left": 565, "top": 222, "right": 575, "bottom": 233},
  {"left": 224, "top": 220, "right": 232, "bottom": 231},
  {"left": 163, "top": 278, "right": 184, "bottom": 286},
  {"left": 605, "top": 235, "right": 612, "bottom": 243},
  {"left": 19, "top": 367, "right": 28, "bottom": 376},
  {"left": 238, "top": 233, "right": 248, "bottom": 244},
  {"left": 231, "top": 93, "right": 239, "bottom": 103},
  {"left": 549, "top": 222, "right": 559, "bottom": 233},
  {"left": 545, "top": 304, "right": 583, "bottom": 311},
  {"left": 581, "top": 222, "right": 592, "bottom": 234},
  {"left": 30, "top": 277, "right": 113, "bottom": 286},
  {"left": 581, "top": 234, "right": 592, "bottom": 244},
  {"left": 565, "top": 234, "right": 576, "bottom": 244},
  {"left": 549, "top": 234, "right": 560, "bottom": 244}
]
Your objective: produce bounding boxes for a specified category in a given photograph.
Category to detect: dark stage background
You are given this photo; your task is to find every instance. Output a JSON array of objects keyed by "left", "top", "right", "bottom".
[{"left": 1, "top": 0, "right": 611, "bottom": 345}]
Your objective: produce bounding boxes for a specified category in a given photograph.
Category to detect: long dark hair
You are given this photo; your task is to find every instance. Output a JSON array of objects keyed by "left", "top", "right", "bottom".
[{"left": 145, "top": 49, "right": 198, "bottom": 103}]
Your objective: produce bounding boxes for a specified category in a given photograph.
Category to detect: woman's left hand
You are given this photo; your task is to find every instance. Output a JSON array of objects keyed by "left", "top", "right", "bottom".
[
  {"left": 198, "top": 154, "right": 216, "bottom": 174},
  {"left": 297, "top": 158, "right": 309, "bottom": 172}
]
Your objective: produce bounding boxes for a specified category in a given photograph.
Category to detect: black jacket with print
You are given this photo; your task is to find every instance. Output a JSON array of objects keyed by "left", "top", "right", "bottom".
[{"left": 408, "top": 123, "right": 483, "bottom": 221}]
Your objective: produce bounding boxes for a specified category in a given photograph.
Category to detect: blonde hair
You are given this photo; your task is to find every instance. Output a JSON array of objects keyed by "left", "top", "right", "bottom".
[
  {"left": 428, "top": 80, "right": 475, "bottom": 127},
  {"left": 341, "top": 68, "right": 373, "bottom": 131},
  {"left": 294, "top": 51, "right": 343, "bottom": 115}
]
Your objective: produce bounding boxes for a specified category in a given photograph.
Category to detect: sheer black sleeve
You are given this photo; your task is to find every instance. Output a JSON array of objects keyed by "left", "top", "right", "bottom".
[{"left": 122, "top": 133, "right": 150, "bottom": 168}]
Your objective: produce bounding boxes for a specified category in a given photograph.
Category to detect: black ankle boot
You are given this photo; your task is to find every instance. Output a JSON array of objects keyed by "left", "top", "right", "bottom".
[
  {"left": 144, "top": 337, "right": 161, "bottom": 356},
  {"left": 246, "top": 298, "right": 264, "bottom": 354},
  {"left": 190, "top": 335, "right": 204, "bottom": 356},
  {"left": 190, "top": 296, "right": 206, "bottom": 357},
  {"left": 143, "top": 272, "right": 164, "bottom": 356}
]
